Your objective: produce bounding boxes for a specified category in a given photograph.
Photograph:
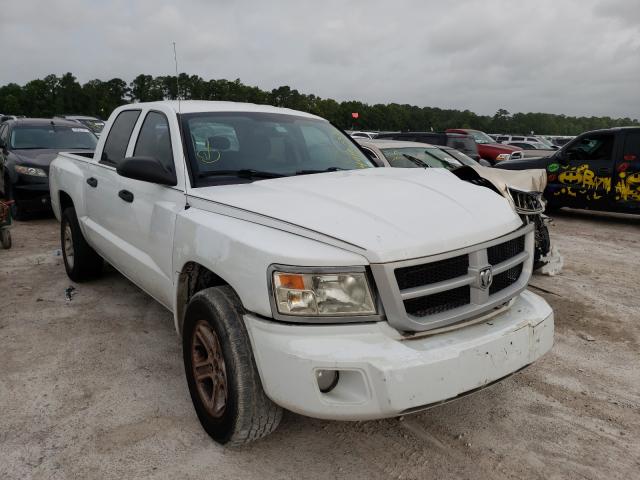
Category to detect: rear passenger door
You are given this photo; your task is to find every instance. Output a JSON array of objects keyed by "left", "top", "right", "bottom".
[
  {"left": 85, "top": 108, "right": 185, "bottom": 308},
  {"left": 614, "top": 131, "right": 640, "bottom": 212}
]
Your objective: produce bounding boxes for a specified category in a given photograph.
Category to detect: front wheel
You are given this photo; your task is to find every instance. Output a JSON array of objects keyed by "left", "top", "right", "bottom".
[
  {"left": 61, "top": 207, "right": 103, "bottom": 281},
  {"left": 183, "top": 286, "right": 282, "bottom": 446},
  {"left": 0, "top": 229, "right": 11, "bottom": 249},
  {"left": 533, "top": 216, "right": 551, "bottom": 269}
]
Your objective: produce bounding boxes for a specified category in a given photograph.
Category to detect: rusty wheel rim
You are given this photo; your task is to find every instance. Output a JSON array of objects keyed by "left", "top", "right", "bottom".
[
  {"left": 191, "top": 320, "right": 228, "bottom": 418},
  {"left": 63, "top": 224, "right": 74, "bottom": 269}
]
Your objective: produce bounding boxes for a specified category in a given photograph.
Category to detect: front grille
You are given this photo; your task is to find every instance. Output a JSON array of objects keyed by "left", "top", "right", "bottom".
[
  {"left": 372, "top": 224, "right": 534, "bottom": 332},
  {"left": 404, "top": 286, "right": 471, "bottom": 317},
  {"left": 395, "top": 254, "right": 468, "bottom": 290},
  {"left": 490, "top": 264, "right": 523, "bottom": 295},
  {"left": 509, "top": 188, "right": 544, "bottom": 215},
  {"left": 488, "top": 236, "right": 525, "bottom": 265}
]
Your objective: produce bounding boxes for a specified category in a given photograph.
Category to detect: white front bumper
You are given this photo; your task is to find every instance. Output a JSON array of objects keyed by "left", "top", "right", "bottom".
[{"left": 245, "top": 290, "right": 553, "bottom": 420}]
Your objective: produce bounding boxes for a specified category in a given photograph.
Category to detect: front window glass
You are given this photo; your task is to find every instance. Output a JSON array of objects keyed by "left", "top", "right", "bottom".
[
  {"left": 564, "top": 134, "right": 614, "bottom": 161},
  {"left": 134, "top": 111, "right": 175, "bottom": 173},
  {"left": 381, "top": 147, "right": 462, "bottom": 169},
  {"left": 468, "top": 130, "right": 495, "bottom": 144},
  {"left": 183, "top": 112, "right": 373, "bottom": 186},
  {"left": 10, "top": 125, "right": 97, "bottom": 150}
]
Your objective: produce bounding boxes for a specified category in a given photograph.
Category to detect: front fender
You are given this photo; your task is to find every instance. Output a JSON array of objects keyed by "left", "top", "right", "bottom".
[{"left": 172, "top": 208, "right": 368, "bottom": 334}]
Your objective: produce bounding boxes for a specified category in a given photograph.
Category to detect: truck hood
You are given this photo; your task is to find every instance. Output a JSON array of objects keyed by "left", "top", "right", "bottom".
[
  {"left": 486, "top": 143, "right": 522, "bottom": 153},
  {"left": 189, "top": 168, "right": 522, "bottom": 263},
  {"left": 471, "top": 165, "right": 547, "bottom": 192}
]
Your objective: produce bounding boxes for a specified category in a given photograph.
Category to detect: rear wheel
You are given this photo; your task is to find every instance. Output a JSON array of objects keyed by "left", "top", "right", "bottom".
[
  {"left": 183, "top": 286, "right": 282, "bottom": 446},
  {"left": 61, "top": 207, "right": 103, "bottom": 281}
]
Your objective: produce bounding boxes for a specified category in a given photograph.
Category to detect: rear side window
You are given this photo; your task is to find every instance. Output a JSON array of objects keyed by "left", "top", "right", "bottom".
[
  {"left": 134, "top": 111, "right": 175, "bottom": 173},
  {"left": 101, "top": 110, "right": 141, "bottom": 166},
  {"left": 623, "top": 132, "right": 640, "bottom": 161}
]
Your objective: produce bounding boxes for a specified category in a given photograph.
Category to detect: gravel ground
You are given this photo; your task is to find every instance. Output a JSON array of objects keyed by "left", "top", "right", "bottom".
[{"left": 1, "top": 210, "right": 639, "bottom": 480}]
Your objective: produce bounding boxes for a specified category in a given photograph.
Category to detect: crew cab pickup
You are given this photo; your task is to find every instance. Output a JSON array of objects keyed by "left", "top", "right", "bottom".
[
  {"left": 447, "top": 128, "right": 524, "bottom": 164},
  {"left": 49, "top": 101, "right": 554, "bottom": 446},
  {"left": 496, "top": 127, "right": 640, "bottom": 214}
]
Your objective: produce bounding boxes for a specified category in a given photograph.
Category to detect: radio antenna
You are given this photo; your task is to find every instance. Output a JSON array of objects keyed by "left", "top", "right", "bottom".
[
  {"left": 173, "top": 41, "right": 181, "bottom": 112},
  {"left": 173, "top": 41, "right": 190, "bottom": 207}
]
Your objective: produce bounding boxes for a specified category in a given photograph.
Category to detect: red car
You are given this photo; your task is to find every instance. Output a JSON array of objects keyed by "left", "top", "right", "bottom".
[{"left": 446, "top": 129, "right": 523, "bottom": 164}]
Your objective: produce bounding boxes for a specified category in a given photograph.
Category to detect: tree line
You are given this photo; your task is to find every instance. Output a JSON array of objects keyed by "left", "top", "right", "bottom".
[{"left": 1, "top": 73, "right": 637, "bottom": 135}]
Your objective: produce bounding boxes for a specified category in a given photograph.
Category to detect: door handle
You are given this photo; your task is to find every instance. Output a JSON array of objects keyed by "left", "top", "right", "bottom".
[
  {"left": 86, "top": 177, "right": 98, "bottom": 188},
  {"left": 118, "top": 190, "right": 134, "bottom": 203}
]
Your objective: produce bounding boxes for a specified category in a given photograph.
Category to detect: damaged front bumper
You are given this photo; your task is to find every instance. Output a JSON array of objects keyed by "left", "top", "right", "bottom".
[{"left": 244, "top": 290, "right": 553, "bottom": 420}]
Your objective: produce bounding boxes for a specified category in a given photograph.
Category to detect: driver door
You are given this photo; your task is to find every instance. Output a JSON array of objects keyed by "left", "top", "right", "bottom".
[{"left": 548, "top": 132, "right": 616, "bottom": 209}]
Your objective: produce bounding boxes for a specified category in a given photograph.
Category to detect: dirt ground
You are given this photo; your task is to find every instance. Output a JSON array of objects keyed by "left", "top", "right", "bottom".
[{"left": 1, "top": 210, "right": 639, "bottom": 480}]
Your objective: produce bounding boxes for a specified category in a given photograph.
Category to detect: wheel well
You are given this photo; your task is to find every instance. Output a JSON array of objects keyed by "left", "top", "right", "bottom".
[
  {"left": 59, "top": 191, "right": 74, "bottom": 212},
  {"left": 176, "top": 262, "right": 230, "bottom": 334}
]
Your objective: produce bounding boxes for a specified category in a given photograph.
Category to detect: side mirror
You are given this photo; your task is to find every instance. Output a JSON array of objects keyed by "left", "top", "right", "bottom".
[{"left": 117, "top": 156, "right": 177, "bottom": 186}]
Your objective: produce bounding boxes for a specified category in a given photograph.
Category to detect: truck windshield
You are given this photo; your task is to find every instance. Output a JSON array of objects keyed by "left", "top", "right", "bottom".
[
  {"left": 468, "top": 130, "right": 495, "bottom": 145},
  {"left": 10, "top": 125, "right": 97, "bottom": 150},
  {"left": 181, "top": 112, "right": 374, "bottom": 186},
  {"left": 380, "top": 147, "right": 462, "bottom": 170}
]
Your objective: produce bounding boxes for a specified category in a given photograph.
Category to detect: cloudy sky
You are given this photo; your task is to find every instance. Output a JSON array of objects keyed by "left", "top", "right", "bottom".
[{"left": 1, "top": 0, "right": 639, "bottom": 118}]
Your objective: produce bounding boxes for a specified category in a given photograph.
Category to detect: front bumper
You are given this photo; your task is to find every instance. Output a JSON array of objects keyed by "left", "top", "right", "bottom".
[
  {"left": 13, "top": 178, "right": 50, "bottom": 209},
  {"left": 245, "top": 290, "right": 553, "bottom": 420}
]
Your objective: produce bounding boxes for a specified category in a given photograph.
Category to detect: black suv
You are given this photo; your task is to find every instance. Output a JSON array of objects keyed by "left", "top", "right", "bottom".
[{"left": 496, "top": 127, "right": 640, "bottom": 214}]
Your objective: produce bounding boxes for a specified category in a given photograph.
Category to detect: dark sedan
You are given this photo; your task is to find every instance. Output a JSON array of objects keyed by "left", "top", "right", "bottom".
[{"left": 0, "top": 118, "right": 97, "bottom": 217}]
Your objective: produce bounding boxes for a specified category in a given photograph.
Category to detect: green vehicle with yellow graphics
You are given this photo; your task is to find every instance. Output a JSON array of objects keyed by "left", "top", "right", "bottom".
[{"left": 495, "top": 127, "right": 640, "bottom": 214}]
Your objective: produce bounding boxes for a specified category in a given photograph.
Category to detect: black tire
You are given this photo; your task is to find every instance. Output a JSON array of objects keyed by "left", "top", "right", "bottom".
[
  {"left": 0, "top": 229, "right": 10, "bottom": 249},
  {"left": 61, "top": 207, "right": 103, "bottom": 282},
  {"left": 545, "top": 202, "right": 561, "bottom": 214},
  {"left": 533, "top": 217, "right": 551, "bottom": 270},
  {"left": 183, "top": 286, "right": 282, "bottom": 446}
]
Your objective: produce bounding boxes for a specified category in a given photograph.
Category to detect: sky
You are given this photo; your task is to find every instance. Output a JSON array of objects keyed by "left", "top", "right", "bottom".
[{"left": 1, "top": 0, "right": 639, "bottom": 118}]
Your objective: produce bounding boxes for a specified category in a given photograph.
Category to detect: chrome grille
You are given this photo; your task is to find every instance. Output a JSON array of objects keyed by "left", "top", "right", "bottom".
[
  {"left": 488, "top": 236, "right": 525, "bottom": 265},
  {"left": 404, "top": 286, "right": 471, "bottom": 317},
  {"left": 490, "top": 264, "right": 523, "bottom": 295},
  {"left": 508, "top": 188, "right": 544, "bottom": 215},
  {"left": 371, "top": 224, "right": 534, "bottom": 332},
  {"left": 395, "top": 255, "right": 468, "bottom": 290}
]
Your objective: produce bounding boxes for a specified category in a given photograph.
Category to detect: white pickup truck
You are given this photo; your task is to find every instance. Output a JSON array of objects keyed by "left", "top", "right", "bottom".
[{"left": 49, "top": 101, "right": 554, "bottom": 446}]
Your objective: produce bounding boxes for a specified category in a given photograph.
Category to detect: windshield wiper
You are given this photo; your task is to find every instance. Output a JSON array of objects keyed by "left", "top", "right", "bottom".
[
  {"left": 198, "top": 169, "right": 288, "bottom": 179},
  {"left": 401, "top": 154, "right": 429, "bottom": 168},
  {"left": 295, "top": 167, "right": 346, "bottom": 175}
]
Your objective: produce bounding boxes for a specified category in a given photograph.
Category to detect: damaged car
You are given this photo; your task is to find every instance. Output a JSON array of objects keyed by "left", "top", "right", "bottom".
[{"left": 357, "top": 139, "right": 554, "bottom": 269}]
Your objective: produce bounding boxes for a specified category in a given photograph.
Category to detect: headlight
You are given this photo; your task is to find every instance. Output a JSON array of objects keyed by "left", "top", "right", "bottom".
[
  {"left": 272, "top": 269, "right": 376, "bottom": 317},
  {"left": 495, "top": 153, "right": 511, "bottom": 161},
  {"left": 15, "top": 165, "right": 47, "bottom": 177}
]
